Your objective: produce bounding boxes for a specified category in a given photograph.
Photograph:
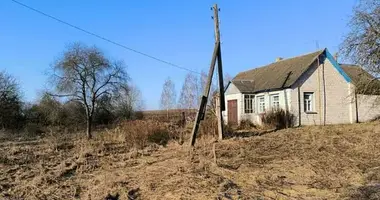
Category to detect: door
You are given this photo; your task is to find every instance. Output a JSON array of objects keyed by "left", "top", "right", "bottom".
[{"left": 228, "top": 100, "right": 238, "bottom": 125}]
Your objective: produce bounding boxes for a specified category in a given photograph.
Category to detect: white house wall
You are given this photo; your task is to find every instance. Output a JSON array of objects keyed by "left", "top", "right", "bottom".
[
  {"left": 244, "top": 90, "right": 291, "bottom": 124},
  {"left": 223, "top": 93, "right": 243, "bottom": 123},
  {"left": 357, "top": 94, "right": 380, "bottom": 122},
  {"left": 225, "top": 82, "right": 241, "bottom": 95},
  {"left": 224, "top": 82, "right": 292, "bottom": 125},
  {"left": 291, "top": 58, "right": 353, "bottom": 126}
]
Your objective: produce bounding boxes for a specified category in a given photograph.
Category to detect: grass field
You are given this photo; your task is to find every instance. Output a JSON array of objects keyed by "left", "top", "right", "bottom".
[{"left": 1, "top": 121, "right": 380, "bottom": 199}]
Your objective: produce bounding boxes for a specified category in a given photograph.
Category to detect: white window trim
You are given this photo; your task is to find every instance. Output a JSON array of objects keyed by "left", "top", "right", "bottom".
[
  {"left": 270, "top": 94, "right": 280, "bottom": 110},
  {"left": 257, "top": 95, "right": 265, "bottom": 113},
  {"left": 303, "top": 92, "right": 315, "bottom": 113},
  {"left": 244, "top": 94, "right": 255, "bottom": 114}
]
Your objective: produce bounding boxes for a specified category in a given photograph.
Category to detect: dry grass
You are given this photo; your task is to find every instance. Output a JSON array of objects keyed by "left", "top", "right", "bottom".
[{"left": 1, "top": 121, "right": 380, "bottom": 199}]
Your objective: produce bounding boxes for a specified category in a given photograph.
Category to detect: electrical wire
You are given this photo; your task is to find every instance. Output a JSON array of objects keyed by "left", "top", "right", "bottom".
[{"left": 10, "top": 0, "right": 201, "bottom": 75}]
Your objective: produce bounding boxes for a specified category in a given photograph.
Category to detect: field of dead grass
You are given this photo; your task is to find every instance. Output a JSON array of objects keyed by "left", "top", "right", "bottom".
[{"left": 1, "top": 121, "right": 380, "bottom": 199}]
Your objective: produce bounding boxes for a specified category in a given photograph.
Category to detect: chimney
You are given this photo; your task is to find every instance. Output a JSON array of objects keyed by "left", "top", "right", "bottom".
[
  {"left": 334, "top": 52, "right": 338, "bottom": 62},
  {"left": 276, "top": 57, "right": 283, "bottom": 62}
]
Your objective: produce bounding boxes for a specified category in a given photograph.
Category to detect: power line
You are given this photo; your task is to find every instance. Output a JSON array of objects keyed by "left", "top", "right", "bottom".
[{"left": 10, "top": 0, "right": 201, "bottom": 75}]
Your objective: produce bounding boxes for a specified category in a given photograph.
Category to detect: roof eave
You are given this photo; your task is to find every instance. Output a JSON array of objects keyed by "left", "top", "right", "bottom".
[{"left": 241, "top": 86, "right": 292, "bottom": 94}]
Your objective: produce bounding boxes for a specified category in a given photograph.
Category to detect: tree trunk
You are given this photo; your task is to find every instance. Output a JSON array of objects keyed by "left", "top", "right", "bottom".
[{"left": 86, "top": 115, "right": 93, "bottom": 139}]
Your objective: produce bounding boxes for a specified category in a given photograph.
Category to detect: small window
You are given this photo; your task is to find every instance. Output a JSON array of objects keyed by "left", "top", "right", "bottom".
[
  {"left": 271, "top": 95, "right": 280, "bottom": 110},
  {"left": 304, "top": 92, "right": 314, "bottom": 112},
  {"left": 258, "top": 96, "right": 265, "bottom": 113},
  {"left": 244, "top": 94, "right": 254, "bottom": 113}
]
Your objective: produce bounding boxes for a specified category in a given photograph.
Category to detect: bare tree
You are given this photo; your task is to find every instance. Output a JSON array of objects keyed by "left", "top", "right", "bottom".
[
  {"left": 0, "top": 71, "right": 23, "bottom": 129},
  {"left": 195, "top": 71, "right": 231, "bottom": 117},
  {"left": 160, "top": 77, "right": 176, "bottom": 118},
  {"left": 113, "top": 84, "right": 144, "bottom": 120},
  {"left": 224, "top": 73, "right": 232, "bottom": 88},
  {"left": 37, "top": 93, "right": 63, "bottom": 126},
  {"left": 178, "top": 73, "right": 198, "bottom": 110},
  {"left": 340, "top": 0, "right": 380, "bottom": 77},
  {"left": 49, "top": 43, "right": 129, "bottom": 139},
  {"left": 124, "top": 85, "right": 144, "bottom": 115},
  {"left": 197, "top": 71, "right": 208, "bottom": 106}
]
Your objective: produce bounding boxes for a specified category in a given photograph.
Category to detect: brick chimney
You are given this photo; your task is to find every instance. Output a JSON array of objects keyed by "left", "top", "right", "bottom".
[{"left": 276, "top": 57, "right": 283, "bottom": 62}]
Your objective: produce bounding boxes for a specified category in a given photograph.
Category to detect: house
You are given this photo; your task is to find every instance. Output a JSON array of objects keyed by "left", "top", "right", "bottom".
[{"left": 224, "top": 48, "right": 380, "bottom": 126}]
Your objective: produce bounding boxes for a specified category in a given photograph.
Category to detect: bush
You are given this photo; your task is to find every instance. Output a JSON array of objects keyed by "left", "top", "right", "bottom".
[
  {"left": 199, "top": 117, "right": 218, "bottom": 138},
  {"left": 223, "top": 123, "right": 234, "bottom": 137},
  {"left": 0, "top": 71, "right": 24, "bottom": 130},
  {"left": 199, "top": 113, "right": 235, "bottom": 139},
  {"left": 147, "top": 129, "right": 170, "bottom": 146},
  {"left": 261, "top": 109, "right": 295, "bottom": 129},
  {"left": 24, "top": 123, "right": 44, "bottom": 136},
  {"left": 237, "top": 119, "right": 255, "bottom": 130}
]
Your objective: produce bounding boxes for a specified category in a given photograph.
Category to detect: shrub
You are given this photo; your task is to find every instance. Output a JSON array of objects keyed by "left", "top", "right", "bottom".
[
  {"left": 223, "top": 123, "right": 234, "bottom": 137},
  {"left": 260, "top": 109, "right": 295, "bottom": 129},
  {"left": 199, "top": 117, "right": 218, "bottom": 138},
  {"left": 199, "top": 114, "right": 235, "bottom": 139},
  {"left": 24, "top": 123, "right": 44, "bottom": 136},
  {"left": 237, "top": 119, "right": 255, "bottom": 130},
  {"left": 147, "top": 128, "right": 170, "bottom": 146}
]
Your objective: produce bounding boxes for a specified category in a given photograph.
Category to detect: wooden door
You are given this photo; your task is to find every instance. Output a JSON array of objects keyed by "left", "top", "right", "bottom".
[{"left": 228, "top": 100, "right": 238, "bottom": 125}]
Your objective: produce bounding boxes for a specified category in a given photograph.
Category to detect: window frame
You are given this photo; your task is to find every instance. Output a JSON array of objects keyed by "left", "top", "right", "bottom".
[
  {"left": 270, "top": 94, "right": 280, "bottom": 110},
  {"left": 244, "top": 94, "right": 255, "bottom": 113},
  {"left": 257, "top": 96, "right": 265, "bottom": 113},
  {"left": 303, "top": 92, "right": 314, "bottom": 113}
]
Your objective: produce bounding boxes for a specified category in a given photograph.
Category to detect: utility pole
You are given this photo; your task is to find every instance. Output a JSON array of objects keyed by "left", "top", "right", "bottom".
[
  {"left": 214, "top": 4, "right": 225, "bottom": 141},
  {"left": 190, "top": 4, "right": 225, "bottom": 146}
]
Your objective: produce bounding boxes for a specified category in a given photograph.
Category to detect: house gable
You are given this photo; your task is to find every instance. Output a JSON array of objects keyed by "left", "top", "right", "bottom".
[
  {"left": 225, "top": 82, "right": 241, "bottom": 95},
  {"left": 290, "top": 54, "right": 353, "bottom": 125},
  {"left": 324, "top": 50, "right": 352, "bottom": 83}
]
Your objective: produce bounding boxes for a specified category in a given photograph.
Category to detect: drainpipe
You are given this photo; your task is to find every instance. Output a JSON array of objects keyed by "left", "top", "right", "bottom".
[
  {"left": 298, "top": 86, "right": 301, "bottom": 126},
  {"left": 355, "top": 91, "right": 359, "bottom": 123},
  {"left": 317, "top": 57, "right": 322, "bottom": 125},
  {"left": 323, "top": 64, "right": 326, "bottom": 125},
  {"left": 283, "top": 89, "right": 289, "bottom": 128},
  {"left": 284, "top": 90, "right": 289, "bottom": 112}
]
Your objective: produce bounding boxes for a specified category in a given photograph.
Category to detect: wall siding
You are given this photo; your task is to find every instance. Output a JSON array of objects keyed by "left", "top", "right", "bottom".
[
  {"left": 291, "top": 58, "right": 352, "bottom": 125},
  {"left": 225, "top": 83, "right": 240, "bottom": 95},
  {"left": 224, "top": 83, "right": 242, "bottom": 123},
  {"left": 357, "top": 95, "right": 380, "bottom": 122},
  {"left": 225, "top": 83, "right": 292, "bottom": 125}
]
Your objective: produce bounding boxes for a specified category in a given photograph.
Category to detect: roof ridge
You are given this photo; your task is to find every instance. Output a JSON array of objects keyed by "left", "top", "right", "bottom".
[
  {"left": 235, "top": 48, "right": 325, "bottom": 76},
  {"left": 277, "top": 48, "right": 325, "bottom": 62}
]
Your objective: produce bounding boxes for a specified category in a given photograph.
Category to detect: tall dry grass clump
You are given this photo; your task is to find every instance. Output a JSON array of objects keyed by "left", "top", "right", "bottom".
[
  {"left": 198, "top": 114, "right": 234, "bottom": 140},
  {"left": 107, "top": 120, "right": 173, "bottom": 149},
  {"left": 260, "top": 108, "right": 295, "bottom": 129}
]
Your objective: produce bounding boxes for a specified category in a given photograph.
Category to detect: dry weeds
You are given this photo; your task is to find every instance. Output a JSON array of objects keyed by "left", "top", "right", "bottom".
[{"left": 1, "top": 122, "right": 380, "bottom": 199}]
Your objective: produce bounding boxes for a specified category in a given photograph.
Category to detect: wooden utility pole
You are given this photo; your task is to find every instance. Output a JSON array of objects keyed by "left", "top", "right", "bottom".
[
  {"left": 214, "top": 4, "right": 225, "bottom": 141},
  {"left": 190, "top": 4, "right": 225, "bottom": 146}
]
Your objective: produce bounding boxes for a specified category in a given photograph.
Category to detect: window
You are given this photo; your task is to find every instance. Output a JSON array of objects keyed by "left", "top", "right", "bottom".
[
  {"left": 244, "top": 94, "right": 254, "bottom": 113},
  {"left": 271, "top": 95, "right": 280, "bottom": 110},
  {"left": 304, "top": 92, "right": 314, "bottom": 112},
  {"left": 258, "top": 96, "right": 265, "bottom": 113}
]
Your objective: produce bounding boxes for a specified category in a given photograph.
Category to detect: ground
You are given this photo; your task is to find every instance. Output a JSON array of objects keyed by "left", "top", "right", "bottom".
[{"left": 1, "top": 122, "right": 380, "bottom": 199}]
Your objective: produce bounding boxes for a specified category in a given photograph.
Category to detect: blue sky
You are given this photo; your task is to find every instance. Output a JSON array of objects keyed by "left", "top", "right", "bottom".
[{"left": 0, "top": 0, "right": 357, "bottom": 110}]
